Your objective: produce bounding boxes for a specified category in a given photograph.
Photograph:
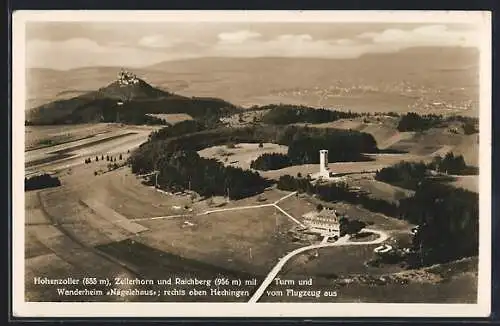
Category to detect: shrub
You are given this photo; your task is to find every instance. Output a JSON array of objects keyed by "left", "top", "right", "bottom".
[{"left": 25, "top": 174, "right": 61, "bottom": 191}]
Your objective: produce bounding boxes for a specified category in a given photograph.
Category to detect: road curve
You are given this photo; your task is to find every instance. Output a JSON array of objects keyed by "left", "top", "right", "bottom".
[{"left": 248, "top": 228, "right": 389, "bottom": 303}]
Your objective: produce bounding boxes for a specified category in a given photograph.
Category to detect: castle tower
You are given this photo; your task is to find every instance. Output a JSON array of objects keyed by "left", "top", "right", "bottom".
[{"left": 319, "top": 150, "right": 329, "bottom": 177}]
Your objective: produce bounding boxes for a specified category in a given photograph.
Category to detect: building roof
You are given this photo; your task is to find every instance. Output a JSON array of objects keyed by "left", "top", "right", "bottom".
[{"left": 303, "top": 208, "right": 339, "bottom": 224}]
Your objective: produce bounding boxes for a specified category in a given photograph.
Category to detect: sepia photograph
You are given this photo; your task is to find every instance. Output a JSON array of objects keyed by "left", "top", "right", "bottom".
[{"left": 12, "top": 10, "right": 491, "bottom": 317}]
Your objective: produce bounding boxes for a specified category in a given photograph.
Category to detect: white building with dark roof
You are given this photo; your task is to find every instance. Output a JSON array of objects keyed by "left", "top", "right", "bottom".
[{"left": 302, "top": 207, "right": 340, "bottom": 237}]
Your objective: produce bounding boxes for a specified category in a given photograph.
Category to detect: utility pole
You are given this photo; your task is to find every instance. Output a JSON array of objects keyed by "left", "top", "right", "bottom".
[{"left": 153, "top": 155, "right": 159, "bottom": 189}]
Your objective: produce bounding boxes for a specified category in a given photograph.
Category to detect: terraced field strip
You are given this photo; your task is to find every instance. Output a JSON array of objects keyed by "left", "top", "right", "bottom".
[
  {"left": 81, "top": 198, "right": 149, "bottom": 234},
  {"left": 29, "top": 224, "right": 122, "bottom": 275},
  {"left": 77, "top": 202, "right": 134, "bottom": 243},
  {"left": 378, "top": 132, "right": 416, "bottom": 149}
]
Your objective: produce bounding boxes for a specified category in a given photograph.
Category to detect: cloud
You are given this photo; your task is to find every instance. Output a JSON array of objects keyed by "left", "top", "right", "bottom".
[
  {"left": 138, "top": 34, "right": 178, "bottom": 48},
  {"left": 211, "top": 32, "right": 386, "bottom": 59},
  {"left": 358, "top": 25, "right": 477, "bottom": 47},
  {"left": 217, "top": 30, "right": 262, "bottom": 44},
  {"left": 276, "top": 34, "right": 313, "bottom": 42},
  {"left": 26, "top": 38, "right": 172, "bottom": 70},
  {"left": 335, "top": 38, "right": 357, "bottom": 46},
  {"left": 208, "top": 25, "right": 476, "bottom": 59}
]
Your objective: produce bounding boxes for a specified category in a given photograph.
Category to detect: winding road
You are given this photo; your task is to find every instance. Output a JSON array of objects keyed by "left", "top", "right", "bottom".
[{"left": 248, "top": 228, "right": 389, "bottom": 303}]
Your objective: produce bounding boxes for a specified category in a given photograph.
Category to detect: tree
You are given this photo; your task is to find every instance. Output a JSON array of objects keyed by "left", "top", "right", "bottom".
[
  {"left": 101, "top": 155, "right": 104, "bottom": 160},
  {"left": 338, "top": 217, "right": 366, "bottom": 236},
  {"left": 345, "top": 220, "right": 366, "bottom": 235},
  {"left": 400, "top": 181, "right": 478, "bottom": 267},
  {"left": 316, "top": 204, "right": 323, "bottom": 212},
  {"left": 119, "top": 154, "right": 123, "bottom": 160},
  {"left": 258, "top": 142, "right": 263, "bottom": 148},
  {"left": 261, "top": 104, "right": 359, "bottom": 125},
  {"left": 96, "top": 156, "right": 99, "bottom": 162},
  {"left": 25, "top": 173, "right": 61, "bottom": 191},
  {"left": 250, "top": 153, "right": 291, "bottom": 171},
  {"left": 463, "top": 121, "right": 478, "bottom": 135}
]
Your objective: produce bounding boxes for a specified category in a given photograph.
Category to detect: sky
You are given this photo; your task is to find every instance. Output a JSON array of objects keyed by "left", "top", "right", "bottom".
[{"left": 25, "top": 22, "right": 479, "bottom": 70}]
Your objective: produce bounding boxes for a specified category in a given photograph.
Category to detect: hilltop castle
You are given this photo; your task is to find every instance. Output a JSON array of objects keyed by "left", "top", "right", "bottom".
[{"left": 117, "top": 69, "right": 139, "bottom": 86}]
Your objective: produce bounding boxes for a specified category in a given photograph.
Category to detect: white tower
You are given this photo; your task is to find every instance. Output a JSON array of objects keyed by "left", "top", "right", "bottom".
[{"left": 319, "top": 150, "right": 329, "bottom": 178}]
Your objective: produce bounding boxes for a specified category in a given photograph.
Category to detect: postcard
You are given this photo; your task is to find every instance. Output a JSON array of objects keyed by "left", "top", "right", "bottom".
[{"left": 12, "top": 10, "right": 491, "bottom": 318}]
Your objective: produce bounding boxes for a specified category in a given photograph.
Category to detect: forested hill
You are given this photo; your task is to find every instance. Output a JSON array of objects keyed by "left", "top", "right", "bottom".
[{"left": 26, "top": 72, "right": 239, "bottom": 125}]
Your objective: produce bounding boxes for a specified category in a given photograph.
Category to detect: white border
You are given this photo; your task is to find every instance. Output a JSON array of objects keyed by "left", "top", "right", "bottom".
[{"left": 12, "top": 10, "right": 492, "bottom": 318}]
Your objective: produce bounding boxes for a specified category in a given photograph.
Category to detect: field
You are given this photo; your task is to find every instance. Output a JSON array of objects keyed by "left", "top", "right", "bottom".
[
  {"left": 346, "top": 177, "right": 415, "bottom": 203},
  {"left": 25, "top": 125, "right": 160, "bottom": 175},
  {"left": 198, "top": 142, "right": 288, "bottom": 170},
  {"left": 260, "top": 153, "right": 425, "bottom": 181},
  {"left": 134, "top": 206, "right": 300, "bottom": 276},
  {"left": 25, "top": 123, "right": 116, "bottom": 151}
]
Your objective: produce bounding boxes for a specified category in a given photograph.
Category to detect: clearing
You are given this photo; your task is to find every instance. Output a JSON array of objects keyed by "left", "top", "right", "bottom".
[{"left": 198, "top": 142, "right": 288, "bottom": 170}]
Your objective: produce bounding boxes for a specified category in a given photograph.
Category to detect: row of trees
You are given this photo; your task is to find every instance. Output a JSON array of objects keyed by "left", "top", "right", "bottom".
[
  {"left": 287, "top": 132, "right": 376, "bottom": 164},
  {"left": 397, "top": 112, "right": 444, "bottom": 131},
  {"left": 136, "top": 150, "right": 272, "bottom": 200},
  {"left": 260, "top": 104, "right": 360, "bottom": 125},
  {"left": 85, "top": 154, "right": 123, "bottom": 164},
  {"left": 396, "top": 112, "right": 479, "bottom": 134},
  {"left": 375, "top": 161, "right": 429, "bottom": 190},
  {"left": 375, "top": 152, "right": 476, "bottom": 190},
  {"left": 149, "top": 120, "right": 208, "bottom": 142}
]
